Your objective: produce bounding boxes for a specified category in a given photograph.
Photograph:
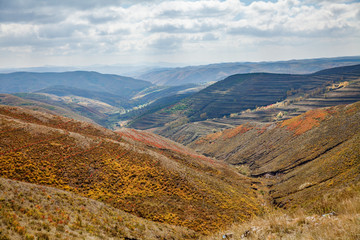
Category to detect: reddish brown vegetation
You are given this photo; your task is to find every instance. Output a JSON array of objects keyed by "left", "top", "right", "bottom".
[
  {"left": 196, "top": 124, "right": 253, "bottom": 145},
  {"left": 0, "top": 105, "right": 261, "bottom": 234},
  {"left": 281, "top": 108, "right": 329, "bottom": 135}
]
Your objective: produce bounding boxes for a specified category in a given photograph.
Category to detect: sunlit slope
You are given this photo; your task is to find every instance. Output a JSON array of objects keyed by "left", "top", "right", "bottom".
[
  {"left": 0, "top": 105, "right": 261, "bottom": 234},
  {"left": 191, "top": 101, "right": 360, "bottom": 210},
  {"left": 0, "top": 177, "right": 197, "bottom": 240}
]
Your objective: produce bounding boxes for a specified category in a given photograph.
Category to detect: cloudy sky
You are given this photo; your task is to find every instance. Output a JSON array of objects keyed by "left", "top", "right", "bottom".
[{"left": 0, "top": 0, "right": 359, "bottom": 68}]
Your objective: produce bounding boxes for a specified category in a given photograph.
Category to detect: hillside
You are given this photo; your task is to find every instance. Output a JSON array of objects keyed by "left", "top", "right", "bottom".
[
  {"left": 129, "top": 64, "right": 360, "bottom": 130},
  {"left": 0, "top": 177, "right": 196, "bottom": 240},
  {"left": 0, "top": 83, "right": 206, "bottom": 129},
  {"left": 0, "top": 94, "right": 97, "bottom": 124},
  {"left": 138, "top": 56, "right": 360, "bottom": 86},
  {"left": 190, "top": 101, "right": 360, "bottom": 211},
  {"left": 0, "top": 105, "right": 262, "bottom": 235},
  {"left": 155, "top": 69, "right": 360, "bottom": 145}
]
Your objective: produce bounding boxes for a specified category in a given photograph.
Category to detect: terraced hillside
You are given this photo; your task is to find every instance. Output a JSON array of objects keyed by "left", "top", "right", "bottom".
[
  {"left": 129, "top": 64, "right": 360, "bottom": 130},
  {"left": 0, "top": 105, "right": 262, "bottom": 234},
  {"left": 155, "top": 72, "right": 360, "bottom": 145},
  {"left": 191, "top": 102, "right": 360, "bottom": 211}
]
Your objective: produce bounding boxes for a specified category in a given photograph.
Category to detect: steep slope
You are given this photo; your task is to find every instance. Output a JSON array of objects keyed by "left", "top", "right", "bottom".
[
  {"left": 191, "top": 102, "right": 360, "bottom": 211},
  {"left": 129, "top": 64, "right": 360, "bottom": 130},
  {"left": 0, "top": 71, "right": 152, "bottom": 97},
  {"left": 0, "top": 105, "right": 262, "bottom": 234},
  {"left": 138, "top": 56, "right": 360, "bottom": 86},
  {"left": 0, "top": 177, "right": 196, "bottom": 240}
]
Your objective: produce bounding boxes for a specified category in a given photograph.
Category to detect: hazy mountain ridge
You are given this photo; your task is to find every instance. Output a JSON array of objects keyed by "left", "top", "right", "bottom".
[
  {"left": 138, "top": 56, "right": 360, "bottom": 86},
  {"left": 0, "top": 71, "right": 152, "bottom": 97}
]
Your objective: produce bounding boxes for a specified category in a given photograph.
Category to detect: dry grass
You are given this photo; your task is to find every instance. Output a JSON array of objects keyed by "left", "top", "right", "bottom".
[
  {"left": 203, "top": 185, "right": 360, "bottom": 240},
  {"left": 0, "top": 105, "right": 262, "bottom": 234},
  {"left": 0, "top": 177, "right": 197, "bottom": 240}
]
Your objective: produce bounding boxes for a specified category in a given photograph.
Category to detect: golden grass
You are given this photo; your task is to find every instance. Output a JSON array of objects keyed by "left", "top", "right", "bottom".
[
  {"left": 203, "top": 185, "right": 360, "bottom": 240},
  {"left": 0, "top": 177, "right": 197, "bottom": 240},
  {"left": 0, "top": 105, "right": 261, "bottom": 234}
]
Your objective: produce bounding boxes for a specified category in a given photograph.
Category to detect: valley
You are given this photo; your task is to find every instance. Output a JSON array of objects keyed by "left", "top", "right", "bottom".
[
  {"left": 0, "top": 59, "right": 360, "bottom": 239},
  {"left": 0, "top": 105, "right": 263, "bottom": 237}
]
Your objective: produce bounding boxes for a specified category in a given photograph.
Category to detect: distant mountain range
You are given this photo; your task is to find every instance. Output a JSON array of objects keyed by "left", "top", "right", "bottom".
[
  {"left": 137, "top": 56, "right": 360, "bottom": 85},
  {"left": 0, "top": 71, "right": 152, "bottom": 97}
]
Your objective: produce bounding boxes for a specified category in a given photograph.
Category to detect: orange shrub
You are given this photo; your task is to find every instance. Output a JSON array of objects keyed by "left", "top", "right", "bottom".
[{"left": 281, "top": 108, "right": 329, "bottom": 135}]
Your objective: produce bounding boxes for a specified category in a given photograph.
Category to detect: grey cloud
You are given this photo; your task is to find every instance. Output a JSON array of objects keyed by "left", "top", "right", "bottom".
[
  {"left": 227, "top": 26, "right": 285, "bottom": 37},
  {"left": 87, "top": 15, "right": 121, "bottom": 24},
  {"left": 202, "top": 33, "right": 219, "bottom": 41},
  {"left": 157, "top": 2, "right": 231, "bottom": 19},
  {"left": 0, "top": 34, "right": 65, "bottom": 48},
  {"left": 150, "top": 36, "right": 183, "bottom": 50},
  {"left": 0, "top": 0, "right": 127, "bottom": 24},
  {"left": 159, "top": 8, "right": 227, "bottom": 18},
  {"left": 148, "top": 21, "right": 223, "bottom": 33},
  {"left": 227, "top": 24, "right": 357, "bottom": 38},
  {"left": 97, "top": 28, "right": 130, "bottom": 36},
  {"left": 0, "top": 8, "right": 66, "bottom": 24},
  {"left": 38, "top": 24, "right": 89, "bottom": 39},
  {"left": 0, "top": 0, "right": 162, "bottom": 12},
  {"left": 0, "top": 0, "right": 121, "bottom": 11},
  {"left": 149, "top": 23, "right": 185, "bottom": 33}
]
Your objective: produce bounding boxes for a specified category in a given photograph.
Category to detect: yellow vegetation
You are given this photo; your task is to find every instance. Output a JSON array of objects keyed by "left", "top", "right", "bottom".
[{"left": 0, "top": 105, "right": 261, "bottom": 234}]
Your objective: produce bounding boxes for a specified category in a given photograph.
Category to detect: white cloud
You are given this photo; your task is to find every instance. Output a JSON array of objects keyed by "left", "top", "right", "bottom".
[{"left": 0, "top": 0, "right": 359, "bottom": 67}]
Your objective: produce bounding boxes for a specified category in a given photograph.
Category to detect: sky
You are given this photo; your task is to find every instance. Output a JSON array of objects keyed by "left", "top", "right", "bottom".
[{"left": 0, "top": 0, "right": 359, "bottom": 68}]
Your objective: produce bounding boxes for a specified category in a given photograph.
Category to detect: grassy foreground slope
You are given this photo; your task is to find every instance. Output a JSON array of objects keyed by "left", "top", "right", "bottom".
[
  {"left": 191, "top": 101, "right": 360, "bottom": 211},
  {"left": 0, "top": 177, "right": 196, "bottom": 240},
  {"left": 204, "top": 184, "right": 360, "bottom": 240},
  {"left": 0, "top": 105, "right": 262, "bottom": 234}
]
